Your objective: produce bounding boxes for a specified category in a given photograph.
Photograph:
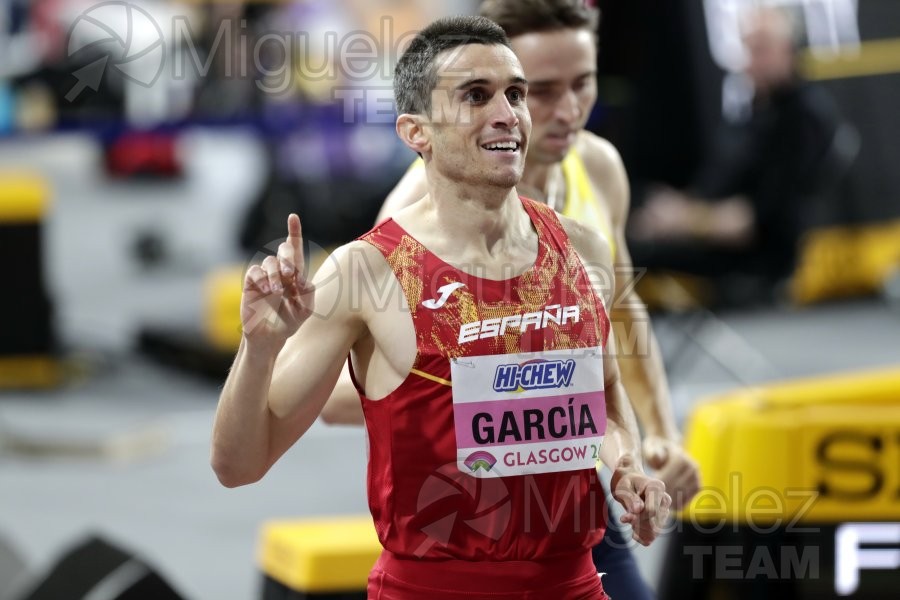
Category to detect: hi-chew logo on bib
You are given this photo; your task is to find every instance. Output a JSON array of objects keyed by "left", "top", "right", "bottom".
[
  {"left": 493, "top": 359, "right": 576, "bottom": 393},
  {"left": 452, "top": 348, "right": 606, "bottom": 478}
]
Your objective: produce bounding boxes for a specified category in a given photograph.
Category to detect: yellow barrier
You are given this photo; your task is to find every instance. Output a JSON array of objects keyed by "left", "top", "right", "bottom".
[
  {"left": 790, "top": 221, "right": 900, "bottom": 305},
  {"left": 0, "top": 172, "right": 61, "bottom": 389},
  {"left": 258, "top": 516, "right": 381, "bottom": 596},
  {"left": 683, "top": 367, "right": 900, "bottom": 524},
  {"left": 0, "top": 173, "right": 49, "bottom": 223},
  {"left": 657, "top": 368, "right": 900, "bottom": 598},
  {"left": 0, "top": 356, "right": 63, "bottom": 389},
  {"left": 204, "top": 265, "right": 245, "bottom": 352},
  {"left": 801, "top": 38, "right": 900, "bottom": 81}
]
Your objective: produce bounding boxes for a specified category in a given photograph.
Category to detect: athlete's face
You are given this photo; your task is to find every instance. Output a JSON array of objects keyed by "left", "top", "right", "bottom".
[
  {"left": 510, "top": 28, "right": 598, "bottom": 164},
  {"left": 425, "top": 43, "right": 531, "bottom": 189}
]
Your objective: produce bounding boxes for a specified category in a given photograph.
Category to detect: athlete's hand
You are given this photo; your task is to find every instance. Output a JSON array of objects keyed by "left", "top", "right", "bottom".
[
  {"left": 241, "top": 213, "right": 315, "bottom": 350},
  {"left": 643, "top": 435, "right": 701, "bottom": 511},
  {"left": 610, "top": 461, "right": 671, "bottom": 546}
]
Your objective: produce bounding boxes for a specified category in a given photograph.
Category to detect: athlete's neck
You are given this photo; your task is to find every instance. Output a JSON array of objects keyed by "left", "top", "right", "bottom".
[
  {"left": 519, "top": 160, "right": 564, "bottom": 210},
  {"left": 521, "top": 161, "right": 553, "bottom": 191},
  {"left": 427, "top": 182, "right": 529, "bottom": 256}
]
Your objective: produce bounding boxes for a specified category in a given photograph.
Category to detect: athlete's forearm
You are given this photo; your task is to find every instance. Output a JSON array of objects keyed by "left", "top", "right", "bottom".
[
  {"left": 211, "top": 338, "right": 282, "bottom": 487},
  {"left": 600, "top": 379, "right": 644, "bottom": 473},
  {"left": 612, "top": 297, "right": 681, "bottom": 443}
]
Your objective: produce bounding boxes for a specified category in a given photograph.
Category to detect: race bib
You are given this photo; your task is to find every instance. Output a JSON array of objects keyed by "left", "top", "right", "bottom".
[{"left": 451, "top": 347, "right": 606, "bottom": 478}]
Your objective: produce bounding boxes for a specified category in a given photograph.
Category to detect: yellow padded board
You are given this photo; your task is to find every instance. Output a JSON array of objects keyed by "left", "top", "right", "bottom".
[
  {"left": 0, "top": 174, "right": 57, "bottom": 389},
  {"left": 258, "top": 516, "right": 381, "bottom": 593},
  {"left": 682, "top": 367, "right": 900, "bottom": 525},
  {"left": 0, "top": 173, "right": 49, "bottom": 222},
  {"left": 204, "top": 265, "right": 245, "bottom": 352},
  {"left": 790, "top": 220, "right": 900, "bottom": 304},
  {"left": 801, "top": 37, "right": 900, "bottom": 81},
  {"left": 0, "top": 356, "right": 63, "bottom": 389}
]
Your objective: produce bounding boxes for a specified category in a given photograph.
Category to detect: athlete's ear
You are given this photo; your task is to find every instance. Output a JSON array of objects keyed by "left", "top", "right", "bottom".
[{"left": 396, "top": 113, "right": 430, "bottom": 155}]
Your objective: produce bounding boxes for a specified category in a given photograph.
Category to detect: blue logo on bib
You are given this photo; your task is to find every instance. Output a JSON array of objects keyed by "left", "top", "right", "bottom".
[{"left": 492, "top": 359, "right": 575, "bottom": 392}]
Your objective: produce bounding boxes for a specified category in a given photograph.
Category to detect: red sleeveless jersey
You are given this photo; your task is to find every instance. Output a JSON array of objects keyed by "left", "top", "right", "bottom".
[{"left": 355, "top": 198, "right": 611, "bottom": 591}]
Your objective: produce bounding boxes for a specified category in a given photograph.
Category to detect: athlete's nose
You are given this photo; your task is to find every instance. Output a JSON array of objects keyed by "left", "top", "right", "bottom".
[
  {"left": 555, "top": 89, "right": 581, "bottom": 125},
  {"left": 490, "top": 94, "right": 520, "bottom": 130}
]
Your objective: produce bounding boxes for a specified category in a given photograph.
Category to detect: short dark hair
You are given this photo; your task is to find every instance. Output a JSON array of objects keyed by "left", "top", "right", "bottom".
[
  {"left": 479, "top": 0, "right": 599, "bottom": 39},
  {"left": 394, "top": 15, "right": 511, "bottom": 116}
]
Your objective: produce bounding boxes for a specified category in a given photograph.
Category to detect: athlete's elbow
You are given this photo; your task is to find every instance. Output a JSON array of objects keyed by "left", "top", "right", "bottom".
[
  {"left": 212, "top": 463, "right": 263, "bottom": 488},
  {"left": 210, "top": 450, "right": 265, "bottom": 488}
]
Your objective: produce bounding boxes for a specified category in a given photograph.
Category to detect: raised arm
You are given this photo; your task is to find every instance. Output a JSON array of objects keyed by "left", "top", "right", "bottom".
[
  {"left": 211, "top": 214, "right": 366, "bottom": 487},
  {"left": 582, "top": 134, "right": 700, "bottom": 510},
  {"left": 563, "top": 214, "right": 670, "bottom": 546}
]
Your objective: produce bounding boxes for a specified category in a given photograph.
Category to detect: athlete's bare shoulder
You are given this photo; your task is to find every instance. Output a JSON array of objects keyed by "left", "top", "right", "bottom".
[
  {"left": 558, "top": 212, "right": 614, "bottom": 269},
  {"left": 574, "top": 131, "right": 620, "bottom": 171},
  {"left": 558, "top": 212, "right": 615, "bottom": 305},
  {"left": 319, "top": 239, "right": 398, "bottom": 318},
  {"left": 574, "top": 131, "right": 630, "bottom": 232}
]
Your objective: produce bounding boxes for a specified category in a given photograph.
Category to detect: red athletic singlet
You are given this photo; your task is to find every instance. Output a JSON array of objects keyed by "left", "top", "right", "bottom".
[{"left": 354, "top": 198, "right": 611, "bottom": 599}]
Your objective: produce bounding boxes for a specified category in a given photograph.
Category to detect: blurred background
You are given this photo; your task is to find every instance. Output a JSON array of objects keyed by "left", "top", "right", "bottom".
[{"left": 1, "top": 0, "right": 899, "bottom": 599}]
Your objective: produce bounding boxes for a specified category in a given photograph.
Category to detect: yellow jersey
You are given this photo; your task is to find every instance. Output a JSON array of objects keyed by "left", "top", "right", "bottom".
[{"left": 559, "top": 151, "right": 616, "bottom": 259}]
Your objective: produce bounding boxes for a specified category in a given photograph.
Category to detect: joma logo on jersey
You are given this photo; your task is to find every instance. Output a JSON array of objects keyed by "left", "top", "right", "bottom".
[
  {"left": 493, "top": 359, "right": 576, "bottom": 392},
  {"left": 458, "top": 304, "right": 580, "bottom": 344}
]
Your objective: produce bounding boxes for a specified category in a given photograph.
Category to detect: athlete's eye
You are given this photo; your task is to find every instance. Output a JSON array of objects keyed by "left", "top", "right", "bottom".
[
  {"left": 464, "top": 88, "right": 487, "bottom": 103},
  {"left": 573, "top": 74, "right": 596, "bottom": 92},
  {"left": 507, "top": 87, "right": 526, "bottom": 103}
]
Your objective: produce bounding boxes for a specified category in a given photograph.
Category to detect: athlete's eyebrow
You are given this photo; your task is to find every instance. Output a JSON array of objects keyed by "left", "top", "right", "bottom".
[{"left": 454, "top": 76, "right": 528, "bottom": 91}]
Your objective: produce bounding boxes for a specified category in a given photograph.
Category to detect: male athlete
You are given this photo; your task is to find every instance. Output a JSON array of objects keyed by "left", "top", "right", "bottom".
[
  {"left": 320, "top": 1, "right": 700, "bottom": 596},
  {"left": 213, "top": 15, "right": 669, "bottom": 599}
]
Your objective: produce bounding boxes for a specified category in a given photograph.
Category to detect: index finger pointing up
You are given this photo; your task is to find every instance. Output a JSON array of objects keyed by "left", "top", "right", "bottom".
[{"left": 287, "top": 213, "right": 303, "bottom": 266}]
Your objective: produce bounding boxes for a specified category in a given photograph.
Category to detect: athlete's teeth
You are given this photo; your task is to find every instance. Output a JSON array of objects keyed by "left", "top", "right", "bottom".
[{"left": 485, "top": 142, "right": 517, "bottom": 151}]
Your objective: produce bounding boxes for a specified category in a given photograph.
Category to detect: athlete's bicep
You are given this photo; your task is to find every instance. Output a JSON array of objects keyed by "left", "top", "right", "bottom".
[{"left": 376, "top": 160, "right": 428, "bottom": 224}]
